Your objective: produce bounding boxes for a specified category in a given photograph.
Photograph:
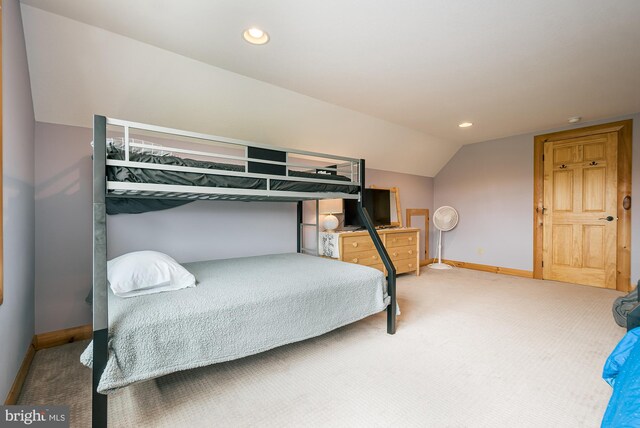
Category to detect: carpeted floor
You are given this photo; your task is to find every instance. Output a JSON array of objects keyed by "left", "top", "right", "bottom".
[{"left": 18, "top": 268, "right": 625, "bottom": 427}]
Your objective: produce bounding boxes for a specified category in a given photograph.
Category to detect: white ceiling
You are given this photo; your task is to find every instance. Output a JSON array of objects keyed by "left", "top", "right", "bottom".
[{"left": 19, "top": 0, "right": 640, "bottom": 170}]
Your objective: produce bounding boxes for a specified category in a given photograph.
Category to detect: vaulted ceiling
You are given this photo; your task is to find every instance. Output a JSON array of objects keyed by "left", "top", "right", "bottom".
[{"left": 19, "top": 0, "right": 640, "bottom": 176}]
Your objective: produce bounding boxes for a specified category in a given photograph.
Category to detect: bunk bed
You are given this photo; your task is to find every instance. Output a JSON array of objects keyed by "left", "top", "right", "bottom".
[{"left": 90, "top": 115, "right": 397, "bottom": 428}]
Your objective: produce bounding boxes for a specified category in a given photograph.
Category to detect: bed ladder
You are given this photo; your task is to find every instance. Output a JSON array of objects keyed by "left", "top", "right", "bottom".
[
  {"left": 295, "top": 162, "right": 396, "bottom": 335},
  {"left": 357, "top": 160, "right": 397, "bottom": 335},
  {"left": 297, "top": 200, "right": 320, "bottom": 256}
]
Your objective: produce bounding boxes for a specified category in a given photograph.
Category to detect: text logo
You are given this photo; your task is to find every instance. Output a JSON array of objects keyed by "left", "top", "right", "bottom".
[{"left": 0, "top": 406, "right": 69, "bottom": 428}]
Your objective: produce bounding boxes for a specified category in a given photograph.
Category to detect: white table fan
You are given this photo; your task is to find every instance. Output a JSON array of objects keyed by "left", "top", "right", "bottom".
[{"left": 428, "top": 206, "right": 459, "bottom": 270}]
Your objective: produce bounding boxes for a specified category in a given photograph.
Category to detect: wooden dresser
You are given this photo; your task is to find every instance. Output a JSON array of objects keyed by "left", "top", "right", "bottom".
[{"left": 326, "top": 228, "right": 420, "bottom": 275}]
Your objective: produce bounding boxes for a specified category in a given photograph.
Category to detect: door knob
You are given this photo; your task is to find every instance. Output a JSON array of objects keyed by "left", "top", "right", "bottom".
[{"left": 598, "top": 216, "right": 616, "bottom": 222}]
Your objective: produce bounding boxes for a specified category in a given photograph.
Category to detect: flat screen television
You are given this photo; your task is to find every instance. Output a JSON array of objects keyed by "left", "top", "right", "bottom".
[{"left": 344, "top": 189, "right": 391, "bottom": 228}]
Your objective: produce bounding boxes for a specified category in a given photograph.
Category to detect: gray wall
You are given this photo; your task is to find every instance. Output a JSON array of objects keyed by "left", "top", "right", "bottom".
[
  {"left": 107, "top": 202, "right": 297, "bottom": 262},
  {"left": 34, "top": 122, "right": 297, "bottom": 332},
  {"left": 433, "top": 133, "right": 533, "bottom": 270},
  {"left": 1, "top": 0, "right": 36, "bottom": 401},
  {"left": 34, "top": 122, "right": 434, "bottom": 333},
  {"left": 35, "top": 123, "right": 93, "bottom": 331},
  {"left": 434, "top": 113, "right": 640, "bottom": 279}
]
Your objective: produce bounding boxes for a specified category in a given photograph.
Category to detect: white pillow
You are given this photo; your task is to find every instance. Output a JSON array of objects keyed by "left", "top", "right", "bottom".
[{"left": 107, "top": 251, "right": 196, "bottom": 298}]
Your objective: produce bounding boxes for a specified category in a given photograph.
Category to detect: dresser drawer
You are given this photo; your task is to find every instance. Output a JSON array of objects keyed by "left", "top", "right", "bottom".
[
  {"left": 393, "top": 257, "right": 418, "bottom": 274},
  {"left": 389, "top": 245, "right": 416, "bottom": 261},
  {"left": 386, "top": 232, "right": 417, "bottom": 248},
  {"left": 367, "top": 263, "right": 385, "bottom": 273},
  {"left": 342, "top": 235, "right": 377, "bottom": 253},
  {"left": 344, "top": 249, "right": 382, "bottom": 267}
]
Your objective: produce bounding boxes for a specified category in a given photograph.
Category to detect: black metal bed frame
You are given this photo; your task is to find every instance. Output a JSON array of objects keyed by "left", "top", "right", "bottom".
[{"left": 91, "top": 115, "right": 396, "bottom": 427}]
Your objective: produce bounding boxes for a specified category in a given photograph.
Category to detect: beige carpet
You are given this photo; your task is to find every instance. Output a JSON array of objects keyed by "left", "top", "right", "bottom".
[{"left": 18, "top": 268, "right": 625, "bottom": 427}]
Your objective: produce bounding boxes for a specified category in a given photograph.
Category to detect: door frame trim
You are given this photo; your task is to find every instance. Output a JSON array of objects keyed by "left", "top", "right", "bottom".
[{"left": 533, "top": 120, "right": 633, "bottom": 291}]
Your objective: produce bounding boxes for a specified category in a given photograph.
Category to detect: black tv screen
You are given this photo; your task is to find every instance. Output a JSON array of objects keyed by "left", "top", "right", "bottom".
[{"left": 344, "top": 189, "right": 391, "bottom": 228}]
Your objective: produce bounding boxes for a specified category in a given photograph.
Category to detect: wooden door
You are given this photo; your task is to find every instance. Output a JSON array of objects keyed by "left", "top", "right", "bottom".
[{"left": 542, "top": 132, "right": 618, "bottom": 288}]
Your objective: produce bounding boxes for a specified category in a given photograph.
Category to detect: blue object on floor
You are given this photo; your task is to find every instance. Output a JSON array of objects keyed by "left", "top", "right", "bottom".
[{"left": 602, "top": 327, "right": 640, "bottom": 427}]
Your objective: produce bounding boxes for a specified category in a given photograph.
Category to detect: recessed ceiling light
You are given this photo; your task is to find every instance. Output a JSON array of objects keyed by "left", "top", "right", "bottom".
[
  {"left": 568, "top": 116, "right": 582, "bottom": 124},
  {"left": 243, "top": 27, "right": 270, "bottom": 45},
  {"left": 458, "top": 122, "right": 473, "bottom": 128}
]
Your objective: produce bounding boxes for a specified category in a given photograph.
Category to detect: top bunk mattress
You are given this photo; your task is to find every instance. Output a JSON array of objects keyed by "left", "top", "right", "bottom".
[
  {"left": 82, "top": 253, "right": 388, "bottom": 393},
  {"left": 106, "top": 147, "right": 359, "bottom": 195}
]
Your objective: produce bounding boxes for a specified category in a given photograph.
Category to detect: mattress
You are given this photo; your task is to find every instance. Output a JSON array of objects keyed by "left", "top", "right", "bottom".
[
  {"left": 82, "top": 253, "right": 388, "bottom": 393},
  {"left": 107, "top": 148, "right": 359, "bottom": 195}
]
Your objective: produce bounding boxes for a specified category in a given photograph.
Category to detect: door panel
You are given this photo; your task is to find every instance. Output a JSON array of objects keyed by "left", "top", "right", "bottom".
[
  {"left": 583, "top": 225, "right": 604, "bottom": 269},
  {"left": 553, "top": 170, "right": 574, "bottom": 211},
  {"left": 552, "top": 225, "right": 572, "bottom": 266},
  {"left": 542, "top": 132, "right": 618, "bottom": 289},
  {"left": 553, "top": 146, "right": 573, "bottom": 164},
  {"left": 582, "top": 168, "right": 605, "bottom": 211},
  {"left": 583, "top": 143, "right": 605, "bottom": 161}
]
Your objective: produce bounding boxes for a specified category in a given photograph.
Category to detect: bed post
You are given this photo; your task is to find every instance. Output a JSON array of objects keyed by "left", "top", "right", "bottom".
[
  {"left": 92, "top": 115, "right": 108, "bottom": 428},
  {"left": 357, "top": 159, "right": 397, "bottom": 334},
  {"left": 297, "top": 201, "right": 303, "bottom": 253}
]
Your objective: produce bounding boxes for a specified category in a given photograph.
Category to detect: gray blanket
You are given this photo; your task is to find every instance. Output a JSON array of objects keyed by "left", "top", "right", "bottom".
[
  {"left": 106, "top": 148, "right": 358, "bottom": 214},
  {"left": 613, "top": 287, "right": 639, "bottom": 328},
  {"left": 82, "top": 253, "right": 388, "bottom": 393}
]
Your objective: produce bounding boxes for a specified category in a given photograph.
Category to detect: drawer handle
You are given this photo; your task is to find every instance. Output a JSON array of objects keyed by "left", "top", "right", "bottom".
[
  {"left": 352, "top": 258, "right": 359, "bottom": 263},
  {"left": 408, "top": 237, "right": 413, "bottom": 241},
  {"left": 392, "top": 238, "right": 397, "bottom": 242},
  {"left": 408, "top": 250, "right": 413, "bottom": 255},
  {"left": 408, "top": 263, "right": 413, "bottom": 268},
  {"left": 352, "top": 242, "right": 358, "bottom": 248},
  {"left": 393, "top": 252, "right": 398, "bottom": 257},
  {"left": 372, "top": 255, "right": 378, "bottom": 260}
]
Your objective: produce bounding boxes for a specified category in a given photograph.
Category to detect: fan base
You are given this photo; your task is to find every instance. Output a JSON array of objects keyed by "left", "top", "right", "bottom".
[{"left": 427, "top": 262, "right": 453, "bottom": 270}]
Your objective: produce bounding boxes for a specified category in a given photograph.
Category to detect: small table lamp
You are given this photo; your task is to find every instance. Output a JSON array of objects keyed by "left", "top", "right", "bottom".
[{"left": 319, "top": 199, "right": 343, "bottom": 232}]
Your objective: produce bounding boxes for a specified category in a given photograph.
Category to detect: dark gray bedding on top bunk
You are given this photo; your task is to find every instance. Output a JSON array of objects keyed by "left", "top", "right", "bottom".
[
  {"left": 106, "top": 148, "right": 358, "bottom": 214},
  {"left": 81, "top": 253, "right": 388, "bottom": 393}
]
